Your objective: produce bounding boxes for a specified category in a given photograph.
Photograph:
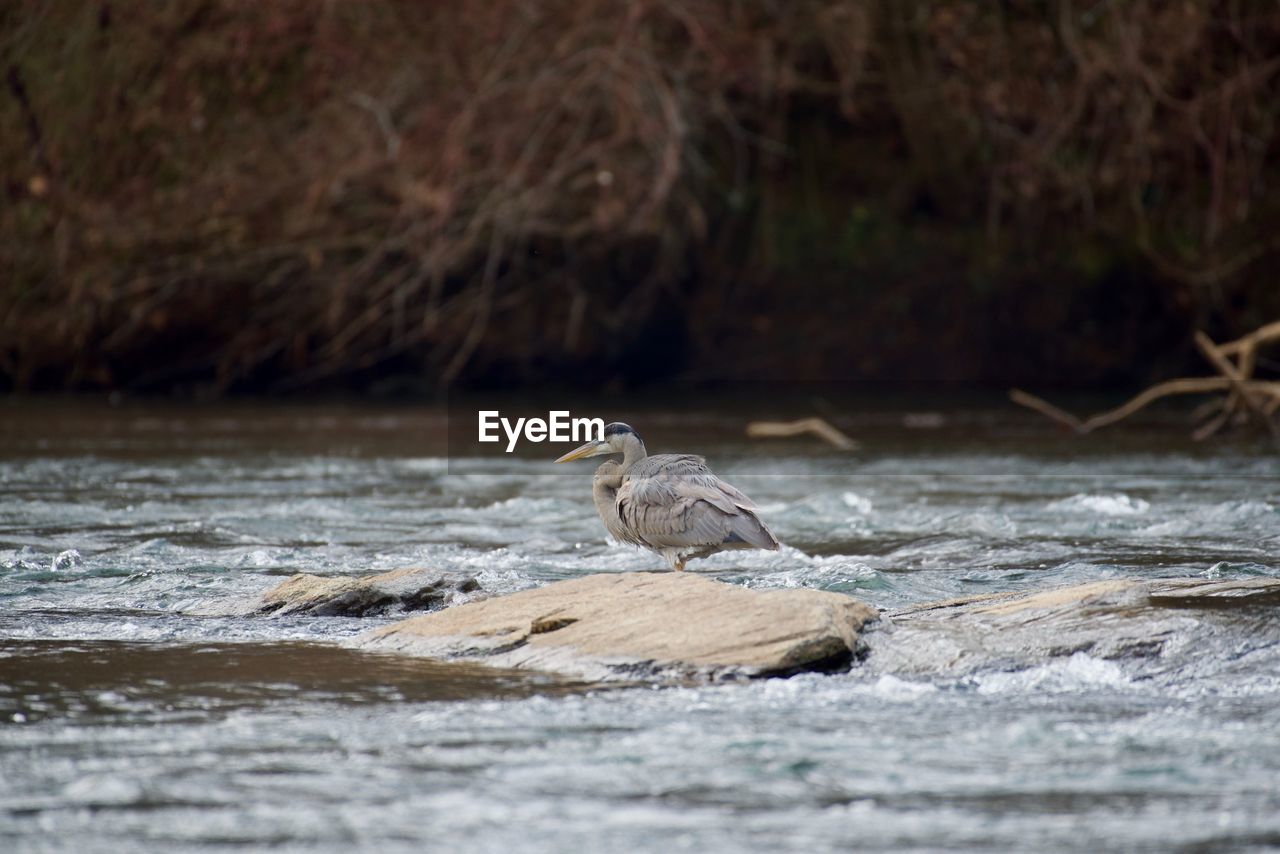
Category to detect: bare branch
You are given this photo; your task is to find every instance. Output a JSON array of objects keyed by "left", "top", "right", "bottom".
[
  {"left": 1009, "top": 390, "right": 1086, "bottom": 433},
  {"left": 746, "top": 418, "right": 859, "bottom": 450}
]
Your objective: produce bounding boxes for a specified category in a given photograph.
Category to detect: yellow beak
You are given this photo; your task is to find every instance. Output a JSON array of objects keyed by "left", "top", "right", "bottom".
[{"left": 555, "top": 440, "right": 609, "bottom": 463}]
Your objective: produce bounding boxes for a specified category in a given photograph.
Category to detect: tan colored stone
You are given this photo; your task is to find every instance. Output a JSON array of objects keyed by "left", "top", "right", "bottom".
[
  {"left": 358, "top": 572, "right": 878, "bottom": 681},
  {"left": 974, "top": 580, "right": 1146, "bottom": 615}
]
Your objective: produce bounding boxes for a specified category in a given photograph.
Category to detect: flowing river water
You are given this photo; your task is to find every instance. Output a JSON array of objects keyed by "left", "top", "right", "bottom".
[{"left": 2, "top": 400, "right": 1278, "bottom": 852}]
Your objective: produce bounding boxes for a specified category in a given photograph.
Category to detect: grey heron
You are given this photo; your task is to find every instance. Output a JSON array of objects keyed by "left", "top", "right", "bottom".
[{"left": 555, "top": 422, "right": 780, "bottom": 571}]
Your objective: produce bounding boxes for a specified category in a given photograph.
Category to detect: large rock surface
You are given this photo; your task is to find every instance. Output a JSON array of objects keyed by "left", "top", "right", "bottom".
[
  {"left": 358, "top": 572, "right": 879, "bottom": 681},
  {"left": 193, "top": 568, "right": 1278, "bottom": 685},
  {"left": 871, "top": 577, "right": 1280, "bottom": 677}
]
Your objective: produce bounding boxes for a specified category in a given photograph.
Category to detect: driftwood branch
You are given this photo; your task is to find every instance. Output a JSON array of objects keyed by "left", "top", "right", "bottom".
[
  {"left": 1008, "top": 390, "right": 1085, "bottom": 433},
  {"left": 746, "top": 417, "right": 859, "bottom": 450},
  {"left": 1010, "top": 320, "right": 1280, "bottom": 439},
  {"left": 1191, "top": 404, "right": 1233, "bottom": 441},
  {"left": 1081, "top": 377, "right": 1233, "bottom": 431},
  {"left": 1216, "top": 321, "right": 1280, "bottom": 358},
  {"left": 1193, "top": 330, "right": 1277, "bottom": 436}
]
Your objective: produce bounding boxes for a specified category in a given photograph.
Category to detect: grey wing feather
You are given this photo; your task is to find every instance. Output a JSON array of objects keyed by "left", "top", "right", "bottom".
[
  {"left": 616, "top": 455, "right": 779, "bottom": 553},
  {"left": 626, "top": 454, "right": 760, "bottom": 512}
]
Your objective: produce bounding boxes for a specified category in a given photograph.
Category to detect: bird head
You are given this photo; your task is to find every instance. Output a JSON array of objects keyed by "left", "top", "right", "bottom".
[{"left": 554, "top": 422, "right": 640, "bottom": 463}]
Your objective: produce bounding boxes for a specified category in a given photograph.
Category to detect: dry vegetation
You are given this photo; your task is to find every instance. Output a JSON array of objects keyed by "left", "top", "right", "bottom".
[{"left": 3, "top": 1, "right": 1279, "bottom": 393}]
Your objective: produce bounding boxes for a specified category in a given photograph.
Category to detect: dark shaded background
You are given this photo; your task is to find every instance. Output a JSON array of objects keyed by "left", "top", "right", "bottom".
[{"left": 3, "top": 1, "right": 1278, "bottom": 396}]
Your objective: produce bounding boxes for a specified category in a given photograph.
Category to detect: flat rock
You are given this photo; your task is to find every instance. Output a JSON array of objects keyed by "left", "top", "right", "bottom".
[
  {"left": 206, "top": 568, "right": 481, "bottom": 617},
  {"left": 358, "top": 572, "right": 878, "bottom": 681},
  {"left": 871, "top": 577, "right": 1280, "bottom": 677},
  {"left": 1145, "top": 577, "right": 1280, "bottom": 607}
]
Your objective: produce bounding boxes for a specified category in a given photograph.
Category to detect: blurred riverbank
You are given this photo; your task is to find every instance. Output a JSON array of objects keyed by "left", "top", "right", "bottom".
[{"left": 5, "top": 2, "right": 1279, "bottom": 395}]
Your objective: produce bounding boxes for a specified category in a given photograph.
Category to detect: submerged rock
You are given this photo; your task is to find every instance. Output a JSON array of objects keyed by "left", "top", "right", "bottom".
[
  {"left": 872, "top": 577, "right": 1280, "bottom": 677},
  {"left": 358, "top": 572, "right": 878, "bottom": 681},
  {"left": 252, "top": 568, "right": 482, "bottom": 617}
]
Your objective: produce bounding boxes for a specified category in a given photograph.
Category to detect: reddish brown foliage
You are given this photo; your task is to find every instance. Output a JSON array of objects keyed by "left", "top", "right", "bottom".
[{"left": 2, "top": 1, "right": 1278, "bottom": 392}]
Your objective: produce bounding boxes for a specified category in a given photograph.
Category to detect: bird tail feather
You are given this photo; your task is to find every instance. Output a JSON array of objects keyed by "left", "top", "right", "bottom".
[{"left": 724, "top": 512, "right": 780, "bottom": 551}]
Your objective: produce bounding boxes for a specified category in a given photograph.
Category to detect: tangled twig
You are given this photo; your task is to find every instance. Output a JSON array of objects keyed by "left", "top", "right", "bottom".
[{"left": 1011, "top": 321, "right": 1280, "bottom": 440}]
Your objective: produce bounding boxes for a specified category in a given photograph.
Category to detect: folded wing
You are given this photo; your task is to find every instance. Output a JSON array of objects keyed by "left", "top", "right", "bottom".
[{"left": 616, "top": 454, "right": 779, "bottom": 554}]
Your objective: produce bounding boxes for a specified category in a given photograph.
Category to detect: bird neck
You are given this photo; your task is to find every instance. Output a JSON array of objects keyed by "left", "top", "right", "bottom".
[
  {"left": 592, "top": 473, "right": 618, "bottom": 507},
  {"left": 620, "top": 436, "right": 647, "bottom": 472},
  {"left": 593, "top": 461, "right": 622, "bottom": 490}
]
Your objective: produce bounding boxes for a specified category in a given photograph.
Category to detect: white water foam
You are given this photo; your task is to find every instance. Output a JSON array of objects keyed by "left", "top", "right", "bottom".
[
  {"left": 973, "top": 653, "right": 1132, "bottom": 695},
  {"left": 1048, "top": 493, "right": 1151, "bottom": 516}
]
